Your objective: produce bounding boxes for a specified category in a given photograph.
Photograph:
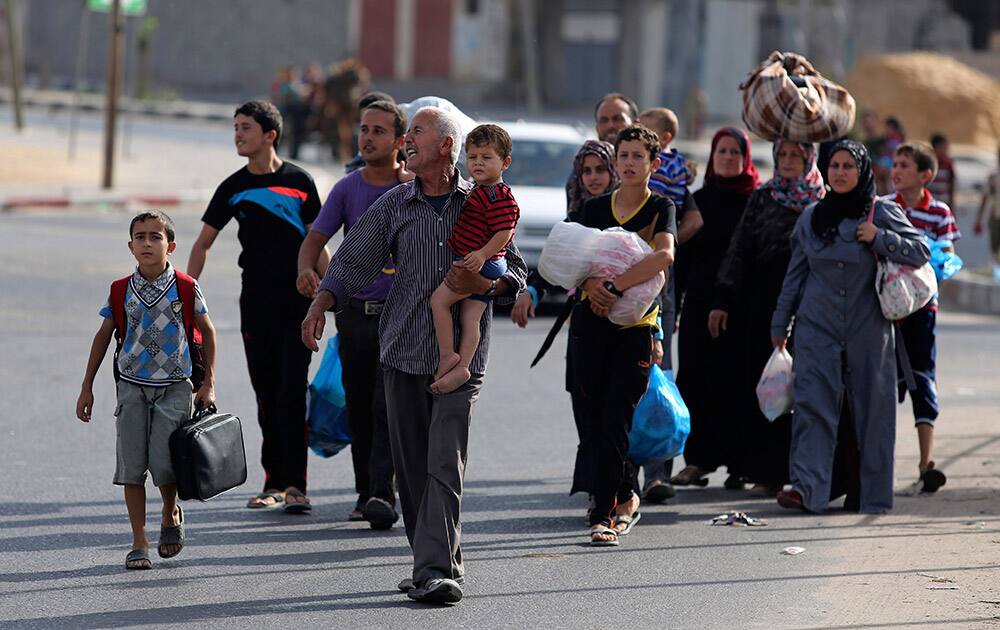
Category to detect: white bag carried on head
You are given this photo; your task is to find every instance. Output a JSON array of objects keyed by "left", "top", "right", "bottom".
[{"left": 756, "top": 347, "right": 794, "bottom": 421}]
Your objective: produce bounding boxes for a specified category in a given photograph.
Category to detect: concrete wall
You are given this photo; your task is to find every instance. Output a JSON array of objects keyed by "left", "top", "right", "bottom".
[{"left": 23, "top": 0, "right": 352, "bottom": 100}]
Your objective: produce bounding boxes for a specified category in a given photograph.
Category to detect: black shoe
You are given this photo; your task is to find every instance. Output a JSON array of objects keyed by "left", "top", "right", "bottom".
[
  {"left": 364, "top": 497, "right": 399, "bottom": 530},
  {"left": 724, "top": 474, "right": 746, "bottom": 490},
  {"left": 643, "top": 480, "right": 676, "bottom": 503},
  {"left": 399, "top": 575, "right": 464, "bottom": 592},
  {"left": 919, "top": 465, "right": 947, "bottom": 493},
  {"left": 407, "top": 578, "right": 463, "bottom": 604}
]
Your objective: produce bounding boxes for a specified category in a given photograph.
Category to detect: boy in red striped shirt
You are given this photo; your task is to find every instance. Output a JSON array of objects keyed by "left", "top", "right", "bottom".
[
  {"left": 430, "top": 124, "right": 520, "bottom": 394},
  {"left": 884, "top": 141, "right": 961, "bottom": 494}
]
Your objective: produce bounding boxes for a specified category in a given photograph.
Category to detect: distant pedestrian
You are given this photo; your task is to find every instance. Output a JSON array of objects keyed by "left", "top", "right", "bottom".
[
  {"left": 296, "top": 99, "right": 412, "bottom": 527},
  {"left": 76, "top": 210, "right": 217, "bottom": 570},
  {"left": 187, "top": 101, "right": 324, "bottom": 513},
  {"left": 671, "top": 127, "right": 759, "bottom": 490},
  {"left": 928, "top": 133, "right": 956, "bottom": 209},
  {"left": 974, "top": 144, "right": 1000, "bottom": 279},
  {"left": 301, "top": 106, "right": 527, "bottom": 604},
  {"left": 884, "top": 141, "right": 960, "bottom": 494},
  {"left": 712, "top": 139, "right": 826, "bottom": 494},
  {"left": 772, "top": 140, "right": 929, "bottom": 514}
]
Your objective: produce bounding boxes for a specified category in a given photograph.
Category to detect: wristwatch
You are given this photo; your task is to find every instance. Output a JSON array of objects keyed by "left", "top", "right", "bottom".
[
  {"left": 603, "top": 280, "right": 624, "bottom": 297},
  {"left": 484, "top": 278, "right": 498, "bottom": 296}
]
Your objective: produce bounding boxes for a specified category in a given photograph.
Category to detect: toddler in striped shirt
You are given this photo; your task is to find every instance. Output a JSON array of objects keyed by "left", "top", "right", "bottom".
[{"left": 430, "top": 124, "right": 520, "bottom": 394}]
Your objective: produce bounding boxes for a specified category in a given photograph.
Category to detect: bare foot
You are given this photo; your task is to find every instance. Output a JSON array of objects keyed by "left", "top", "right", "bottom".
[
  {"left": 430, "top": 364, "right": 471, "bottom": 395},
  {"left": 434, "top": 352, "right": 461, "bottom": 381}
]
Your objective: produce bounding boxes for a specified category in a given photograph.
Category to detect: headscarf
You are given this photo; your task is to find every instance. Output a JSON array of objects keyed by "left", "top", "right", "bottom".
[
  {"left": 811, "top": 139, "right": 876, "bottom": 244},
  {"left": 760, "top": 140, "right": 826, "bottom": 212},
  {"left": 566, "top": 140, "right": 619, "bottom": 218},
  {"left": 704, "top": 127, "right": 760, "bottom": 196}
]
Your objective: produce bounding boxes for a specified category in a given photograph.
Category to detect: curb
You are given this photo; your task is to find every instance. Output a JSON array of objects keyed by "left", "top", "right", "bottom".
[
  {"left": 938, "top": 271, "right": 1000, "bottom": 317},
  {"left": 0, "top": 87, "right": 231, "bottom": 123},
  {"left": 1, "top": 191, "right": 212, "bottom": 212}
]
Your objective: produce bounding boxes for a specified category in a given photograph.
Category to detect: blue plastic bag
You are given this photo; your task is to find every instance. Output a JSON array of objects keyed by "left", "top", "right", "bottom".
[
  {"left": 628, "top": 366, "right": 691, "bottom": 465},
  {"left": 928, "top": 238, "right": 963, "bottom": 282},
  {"left": 307, "top": 335, "right": 352, "bottom": 457}
]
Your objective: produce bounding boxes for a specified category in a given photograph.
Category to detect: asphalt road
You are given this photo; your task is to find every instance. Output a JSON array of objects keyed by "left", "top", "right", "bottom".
[{"left": 2, "top": 209, "right": 999, "bottom": 630}]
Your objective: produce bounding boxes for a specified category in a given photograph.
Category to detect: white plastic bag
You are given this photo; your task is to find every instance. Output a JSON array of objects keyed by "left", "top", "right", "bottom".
[
  {"left": 538, "top": 221, "right": 603, "bottom": 289},
  {"left": 609, "top": 271, "right": 665, "bottom": 325},
  {"left": 756, "top": 347, "right": 794, "bottom": 421},
  {"left": 539, "top": 224, "right": 664, "bottom": 326}
]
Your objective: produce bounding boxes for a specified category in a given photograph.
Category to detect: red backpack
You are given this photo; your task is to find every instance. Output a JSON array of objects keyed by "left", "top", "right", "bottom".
[{"left": 109, "top": 270, "right": 205, "bottom": 392}]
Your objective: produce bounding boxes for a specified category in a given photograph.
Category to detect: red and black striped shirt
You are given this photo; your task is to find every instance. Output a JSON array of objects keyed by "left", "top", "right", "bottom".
[{"left": 447, "top": 183, "right": 520, "bottom": 258}]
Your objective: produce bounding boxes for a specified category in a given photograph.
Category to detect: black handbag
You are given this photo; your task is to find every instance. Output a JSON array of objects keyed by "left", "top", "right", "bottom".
[{"left": 170, "top": 404, "right": 248, "bottom": 501}]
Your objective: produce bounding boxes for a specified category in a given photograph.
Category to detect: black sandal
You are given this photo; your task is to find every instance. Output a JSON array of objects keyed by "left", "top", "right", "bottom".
[
  {"left": 126, "top": 548, "right": 152, "bottom": 570},
  {"left": 158, "top": 505, "right": 184, "bottom": 559}
]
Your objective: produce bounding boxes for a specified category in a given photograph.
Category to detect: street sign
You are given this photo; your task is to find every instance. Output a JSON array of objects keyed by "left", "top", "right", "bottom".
[{"left": 87, "top": 0, "right": 147, "bottom": 16}]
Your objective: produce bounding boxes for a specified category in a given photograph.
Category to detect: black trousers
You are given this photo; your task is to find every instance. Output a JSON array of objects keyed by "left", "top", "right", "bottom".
[
  {"left": 570, "top": 304, "right": 651, "bottom": 527},
  {"left": 335, "top": 304, "right": 395, "bottom": 506},
  {"left": 240, "top": 288, "right": 312, "bottom": 493}
]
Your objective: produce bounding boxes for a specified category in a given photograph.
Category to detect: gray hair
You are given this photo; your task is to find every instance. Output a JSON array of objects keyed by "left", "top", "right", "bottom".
[{"left": 415, "top": 105, "right": 462, "bottom": 164}]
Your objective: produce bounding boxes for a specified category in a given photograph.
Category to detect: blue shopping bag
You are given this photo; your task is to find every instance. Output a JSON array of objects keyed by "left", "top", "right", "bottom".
[
  {"left": 628, "top": 366, "right": 690, "bottom": 465},
  {"left": 307, "top": 335, "right": 352, "bottom": 457},
  {"left": 928, "top": 239, "right": 963, "bottom": 282}
]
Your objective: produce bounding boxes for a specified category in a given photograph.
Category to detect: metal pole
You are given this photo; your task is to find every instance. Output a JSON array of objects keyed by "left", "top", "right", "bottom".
[
  {"left": 4, "top": 0, "right": 25, "bottom": 130},
  {"left": 122, "top": 13, "right": 132, "bottom": 159},
  {"left": 69, "top": 1, "right": 90, "bottom": 159},
  {"left": 516, "top": 0, "right": 541, "bottom": 114},
  {"left": 101, "top": 0, "right": 123, "bottom": 189}
]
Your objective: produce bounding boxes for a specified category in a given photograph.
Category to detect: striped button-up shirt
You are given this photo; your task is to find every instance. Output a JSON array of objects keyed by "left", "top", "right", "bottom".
[{"left": 319, "top": 170, "right": 527, "bottom": 375}]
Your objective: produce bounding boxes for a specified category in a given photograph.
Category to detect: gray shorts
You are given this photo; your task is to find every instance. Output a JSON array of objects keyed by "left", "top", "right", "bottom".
[{"left": 113, "top": 380, "right": 192, "bottom": 487}]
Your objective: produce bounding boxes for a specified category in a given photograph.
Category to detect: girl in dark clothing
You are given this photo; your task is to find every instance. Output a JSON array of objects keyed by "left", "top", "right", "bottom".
[
  {"left": 709, "top": 140, "right": 826, "bottom": 493},
  {"left": 512, "top": 140, "right": 618, "bottom": 499},
  {"left": 670, "top": 127, "right": 759, "bottom": 488}
]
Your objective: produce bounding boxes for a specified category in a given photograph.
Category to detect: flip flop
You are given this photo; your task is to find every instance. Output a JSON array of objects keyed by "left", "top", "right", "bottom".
[
  {"left": 158, "top": 505, "right": 184, "bottom": 559},
  {"left": 589, "top": 525, "right": 620, "bottom": 547},
  {"left": 125, "top": 548, "right": 152, "bottom": 570},
  {"left": 670, "top": 466, "right": 710, "bottom": 487},
  {"left": 246, "top": 491, "right": 284, "bottom": 509},
  {"left": 613, "top": 511, "right": 641, "bottom": 536},
  {"left": 283, "top": 488, "right": 312, "bottom": 514}
]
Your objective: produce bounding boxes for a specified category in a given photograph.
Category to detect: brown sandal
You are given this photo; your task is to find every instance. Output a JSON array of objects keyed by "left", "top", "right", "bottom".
[{"left": 669, "top": 465, "right": 710, "bottom": 487}]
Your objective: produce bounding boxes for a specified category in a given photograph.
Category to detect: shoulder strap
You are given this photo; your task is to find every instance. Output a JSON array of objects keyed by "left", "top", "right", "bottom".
[
  {"left": 110, "top": 276, "right": 131, "bottom": 343},
  {"left": 174, "top": 271, "right": 202, "bottom": 344},
  {"left": 867, "top": 198, "right": 877, "bottom": 224}
]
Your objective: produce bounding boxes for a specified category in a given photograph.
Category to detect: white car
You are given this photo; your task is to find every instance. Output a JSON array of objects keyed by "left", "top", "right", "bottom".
[{"left": 499, "top": 121, "right": 590, "bottom": 270}]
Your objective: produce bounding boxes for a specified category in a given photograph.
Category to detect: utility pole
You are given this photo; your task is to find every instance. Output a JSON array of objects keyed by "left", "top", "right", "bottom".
[
  {"left": 4, "top": 0, "right": 25, "bottom": 130},
  {"left": 101, "top": 0, "right": 123, "bottom": 189}
]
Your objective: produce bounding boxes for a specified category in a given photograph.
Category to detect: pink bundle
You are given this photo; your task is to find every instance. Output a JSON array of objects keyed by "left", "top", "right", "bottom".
[{"left": 539, "top": 223, "right": 665, "bottom": 326}]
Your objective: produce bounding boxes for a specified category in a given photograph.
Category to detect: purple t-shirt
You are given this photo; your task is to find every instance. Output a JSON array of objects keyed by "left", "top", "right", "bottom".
[{"left": 313, "top": 170, "right": 398, "bottom": 301}]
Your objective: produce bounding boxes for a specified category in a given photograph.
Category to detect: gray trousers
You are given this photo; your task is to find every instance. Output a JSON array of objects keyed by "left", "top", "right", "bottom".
[{"left": 383, "top": 368, "right": 482, "bottom": 585}]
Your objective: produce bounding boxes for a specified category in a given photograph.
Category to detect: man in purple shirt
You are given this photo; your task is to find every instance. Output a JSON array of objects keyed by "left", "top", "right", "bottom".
[{"left": 297, "top": 100, "right": 413, "bottom": 528}]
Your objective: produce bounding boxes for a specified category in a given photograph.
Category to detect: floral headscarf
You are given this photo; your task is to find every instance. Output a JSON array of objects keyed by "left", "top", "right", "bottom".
[
  {"left": 704, "top": 127, "right": 760, "bottom": 196},
  {"left": 566, "top": 140, "right": 619, "bottom": 218},
  {"left": 760, "top": 140, "right": 826, "bottom": 212}
]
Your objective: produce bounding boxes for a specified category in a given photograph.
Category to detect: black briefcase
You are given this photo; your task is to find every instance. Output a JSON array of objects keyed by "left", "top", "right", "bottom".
[{"left": 169, "top": 405, "right": 248, "bottom": 501}]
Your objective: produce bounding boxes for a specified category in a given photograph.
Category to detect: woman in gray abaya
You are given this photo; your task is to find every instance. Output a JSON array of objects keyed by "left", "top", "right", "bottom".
[{"left": 770, "top": 140, "right": 929, "bottom": 514}]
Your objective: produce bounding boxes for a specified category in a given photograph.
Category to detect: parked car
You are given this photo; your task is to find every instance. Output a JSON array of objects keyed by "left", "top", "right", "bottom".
[{"left": 497, "top": 121, "right": 589, "bottom": 270}]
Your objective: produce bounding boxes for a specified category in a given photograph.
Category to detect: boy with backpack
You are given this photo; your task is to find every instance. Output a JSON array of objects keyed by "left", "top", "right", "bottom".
[
  {"left": 883, "top": 142, "right": 960, "bottom": 494},
  {"left": 76, "top": 210, "right": 217, "bottom": 570}
]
